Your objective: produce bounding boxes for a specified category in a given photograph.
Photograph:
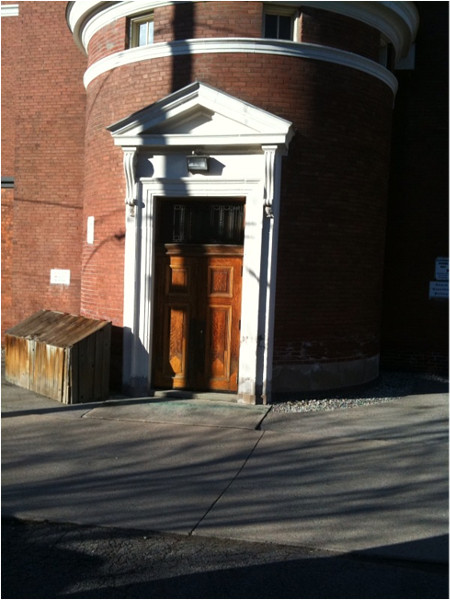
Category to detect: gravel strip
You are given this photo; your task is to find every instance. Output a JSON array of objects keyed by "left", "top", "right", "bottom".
[{"left": 270, "top": 371, "right": 448, "bottom": 413}]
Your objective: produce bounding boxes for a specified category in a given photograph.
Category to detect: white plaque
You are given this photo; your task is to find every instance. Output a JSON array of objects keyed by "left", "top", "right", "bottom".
[
  {"left": 429, "top": 281, "right": 448, "bottom": 299},
  {"left": 435, "top": 257, "right": 449, "bottom": 281},
  {"left": 50, "top": 269, "right": 70, "bottom": 285},
  {"left": 87, "top": 216, "right": 95, "bottom": 245}
]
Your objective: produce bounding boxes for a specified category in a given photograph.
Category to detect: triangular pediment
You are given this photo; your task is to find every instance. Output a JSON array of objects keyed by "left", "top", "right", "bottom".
[
  {"left": 108, "top": 81, "right": 293, "bottom": 148},
  {"left": 150, "top": 106, "right": 260, "bottom": 136}
]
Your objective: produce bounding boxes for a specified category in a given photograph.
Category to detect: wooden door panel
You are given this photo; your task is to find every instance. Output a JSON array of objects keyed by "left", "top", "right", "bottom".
[
  {"left": 206, "top": 305, "right": 231, "bottom": 385},
  {"left": 153, "top": 249, "right": 242, "bottom": 392},
  {"left": 167, "top": 258, "right": 190, "bottom": 294},
  {"left": 208, "top": 265, "right": 233, "bottom": 297},
  {"left": 153, "top": 302, "right": 190, "bottom": 388},
  {"left": 153, "top": 254, "right": 192, "bottom": 389},
  {"left": 204, "top": 256, "right": 241, "bottom": 391},
  {"left": 167, "top": 304, "right": 189, "bottom": 387}
]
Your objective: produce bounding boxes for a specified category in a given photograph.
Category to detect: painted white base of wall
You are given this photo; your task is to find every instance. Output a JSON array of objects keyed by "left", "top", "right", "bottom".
[{"left": 271, "top": 354, "right": 380, "bottom": 395}]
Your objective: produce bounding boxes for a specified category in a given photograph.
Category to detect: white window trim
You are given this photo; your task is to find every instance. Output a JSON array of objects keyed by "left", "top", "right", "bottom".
[
  {"left": 264, "top": 4, "right": 299, "bottom": 42},
  {"left": 129, "top": 13, "right": 154, "bottom": 48}
]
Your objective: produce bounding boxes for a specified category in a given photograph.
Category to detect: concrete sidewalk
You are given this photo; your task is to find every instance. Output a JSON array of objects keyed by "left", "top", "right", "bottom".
[{"left": 1, "top": 374, "right": 448, "bottom": 567}]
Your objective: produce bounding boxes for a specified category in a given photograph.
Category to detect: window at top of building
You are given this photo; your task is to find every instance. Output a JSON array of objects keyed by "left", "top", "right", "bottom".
[
  {"left": 264, "top": 7, "right": 297, "bottom": 41},
  {"left": 378, "top": 39, "right": 395, "bottom": 70},
  {"left": 129, "top": 14, "right": 154, "bottom": 48}
]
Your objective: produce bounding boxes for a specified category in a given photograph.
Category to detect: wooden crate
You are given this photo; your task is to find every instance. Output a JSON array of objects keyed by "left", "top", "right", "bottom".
[{"left": 5, "top": 310, "right": 111, "bottom": 404}]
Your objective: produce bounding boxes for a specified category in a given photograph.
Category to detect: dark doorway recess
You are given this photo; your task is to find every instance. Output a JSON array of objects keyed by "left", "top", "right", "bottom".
[{"left": 153, "top": 197, "right": 245, "bottom": 392}]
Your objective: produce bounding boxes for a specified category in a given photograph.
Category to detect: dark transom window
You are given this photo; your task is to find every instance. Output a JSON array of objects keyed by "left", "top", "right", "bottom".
[{"left": 158, "top": 199, "right": 245, "bottom": 245}]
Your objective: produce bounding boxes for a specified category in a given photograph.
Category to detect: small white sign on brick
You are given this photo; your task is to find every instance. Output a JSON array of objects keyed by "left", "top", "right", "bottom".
[
  {"left": 435, "top": 257, "right": 449, "bottom": 281},
  {"left": 429, "top": 280, "right": 448, "bottom": 299},
  {"left": 87, "top": 216, "right": 95, "bottom": 244},
  {"left": 50, "top": 269, "right": 70, "bottom": 285}
]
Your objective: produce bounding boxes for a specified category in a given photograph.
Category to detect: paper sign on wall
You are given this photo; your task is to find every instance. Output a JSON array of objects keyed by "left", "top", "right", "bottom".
[
  {"left": 50, "top": 269, "right": 70, "bottom": 285},
  {"left": 429, "top": 257, "right": 448, "bottom": 299},
  {"left": 435, "top": 257, "right": 449, "bottom": 281},
  {"left": 87, "top": 216, "right": 95, "bottom": 244},
  {"left": 429, "top": 281, "right": 448, "bottom": 299}
]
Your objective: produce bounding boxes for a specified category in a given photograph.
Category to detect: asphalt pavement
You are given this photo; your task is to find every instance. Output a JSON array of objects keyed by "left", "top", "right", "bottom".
[{"left": 1, "top": 371, "right": 448, "bottom": 598}]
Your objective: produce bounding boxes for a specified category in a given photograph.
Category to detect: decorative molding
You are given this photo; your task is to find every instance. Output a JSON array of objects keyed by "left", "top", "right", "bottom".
[
  {"left": 263, "top": 145, "right": 277, "bottom": 219},
  {"left": 84, "top": 38, "right": 398, "bottom": 94},
  {"left": 289, "top": 1, "right": 419, "bottom": 60},
  {"left": 1, "top": 4, "right": 19, "bottom": 17},
  {"left": 67, "top": 1, "right": 172, "bottom": 51},
  {"left": 138, "top": 177, "right": 261, "bottom": 195},
  {"left": 118, "top": 84, "right": 293, "bottom": 402},
  {"left": 109, "top": 81, "right": 295, "bottom": 151},
  {"left": 116, "top": 132, "right": 294, "bottom": 149},
  {"left": 122, "top": 146, "right": 137, "bottom": 207},
  {"left": 259, "top": 145, "right": 284, "bottom": 402},
  {"left": 68, "top": 1, "right": 419, "bottom": 63},
  {"left": 124, "top": 176, "right": 267, "bottom": 400}
]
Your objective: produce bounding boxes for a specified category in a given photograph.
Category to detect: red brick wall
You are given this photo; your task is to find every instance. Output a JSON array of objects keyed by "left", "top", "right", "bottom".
[
  {"left": 87, "top": 17, "right": 127, "bottom": 67},
  {"left": 381, "top": 3, "right": 449, "bottom": 375},
  {"left": 299, "top": 6, "right": 380, "bottom": 60},
  {"left": 82, "top": 43, "right": 392, "bottom": 371},
  {"left": 85, "top": 2, "right": 381, "bottom": 68},
  {"left": 1, "top": 2, "right": 20, "bottom": 338},
  {"left": 1, "top": 189, "right": 14, "bottom": 338},
  {"left": 87, "top": 2, "right": 264, "bottom": 66},
  {"left": 274, "top": 63, "right": 392, "bottom": 364},
  {"left": 1, "top": 3, "right": 18, "bottom": 175},
  {"left": 1, "top": 1, "right": 87, "bottom": 339},
  {"left": 5, "top": 1, "right": 443, "bottom": 382},
  {"left": 154, "top": 1, "right": 263, "bottom": 41},
  {"left": 80, "top": 131, "right": 125, "bottom": 325}
]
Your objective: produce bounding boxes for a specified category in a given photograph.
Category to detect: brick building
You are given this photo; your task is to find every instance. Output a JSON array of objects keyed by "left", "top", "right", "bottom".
[{"left": 1, "top": 1, "right": 448, "bottom": 403}]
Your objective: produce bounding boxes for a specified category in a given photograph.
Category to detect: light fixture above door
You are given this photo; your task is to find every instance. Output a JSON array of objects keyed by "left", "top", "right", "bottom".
[{"left": 186, "top": 150, "right": 209, "bottom": 172}]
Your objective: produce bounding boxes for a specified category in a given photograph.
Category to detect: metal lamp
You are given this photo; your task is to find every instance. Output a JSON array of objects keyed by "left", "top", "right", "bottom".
[{"left": 187, "top": 151, "right": 209, "bottom": 172}]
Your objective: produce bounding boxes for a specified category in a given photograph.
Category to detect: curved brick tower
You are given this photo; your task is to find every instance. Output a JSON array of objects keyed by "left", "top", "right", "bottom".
[{"left": 67, "top": 1, "right": 419, "bottom": 402}]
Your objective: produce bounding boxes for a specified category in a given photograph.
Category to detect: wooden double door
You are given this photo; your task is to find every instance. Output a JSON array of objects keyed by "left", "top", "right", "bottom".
[
  {"left": 152, "top": 246, "right": 243, "bottom": 392},
  {"left": 152, "top": 197, "right": 245, "bottom": 393}
]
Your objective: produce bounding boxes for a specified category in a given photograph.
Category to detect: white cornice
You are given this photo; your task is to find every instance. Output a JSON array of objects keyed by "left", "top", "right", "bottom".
[
  {"left": 1, "top": 4, "right": 19, "bottom": 17},
  {"left": 113, "top": 133, "right": 293, "bottom": 148},
  {"left": 84, "top": 37, "right": 398, "bottom": 94},
  {"left": 67, "top": 1, "right": 419, "bottom": 62},
  {"left": 271, "top": 2, "right": 419, "bottom": 59},
  {"left": 67, "top": 1, "right": 173, "bottom": 51}
]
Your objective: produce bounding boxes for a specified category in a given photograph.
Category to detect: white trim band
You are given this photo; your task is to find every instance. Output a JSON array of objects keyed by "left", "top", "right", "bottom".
[
  {"left": 1, "top": 4, "right": 19, "bottom": 17},
  {"left": 84, "top": 37, "right": 398, "bottom": 94},
  {"left": 272, "top": 354, "right": 381, "bottom": 393},
  {"left": 68, "top": 1, "right": 419, "bottom": 63}
]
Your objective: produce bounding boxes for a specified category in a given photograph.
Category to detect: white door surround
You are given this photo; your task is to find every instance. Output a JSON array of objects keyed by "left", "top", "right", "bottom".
[{"left": 108, "top": 82, "right": 294, "bottom": 403}]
